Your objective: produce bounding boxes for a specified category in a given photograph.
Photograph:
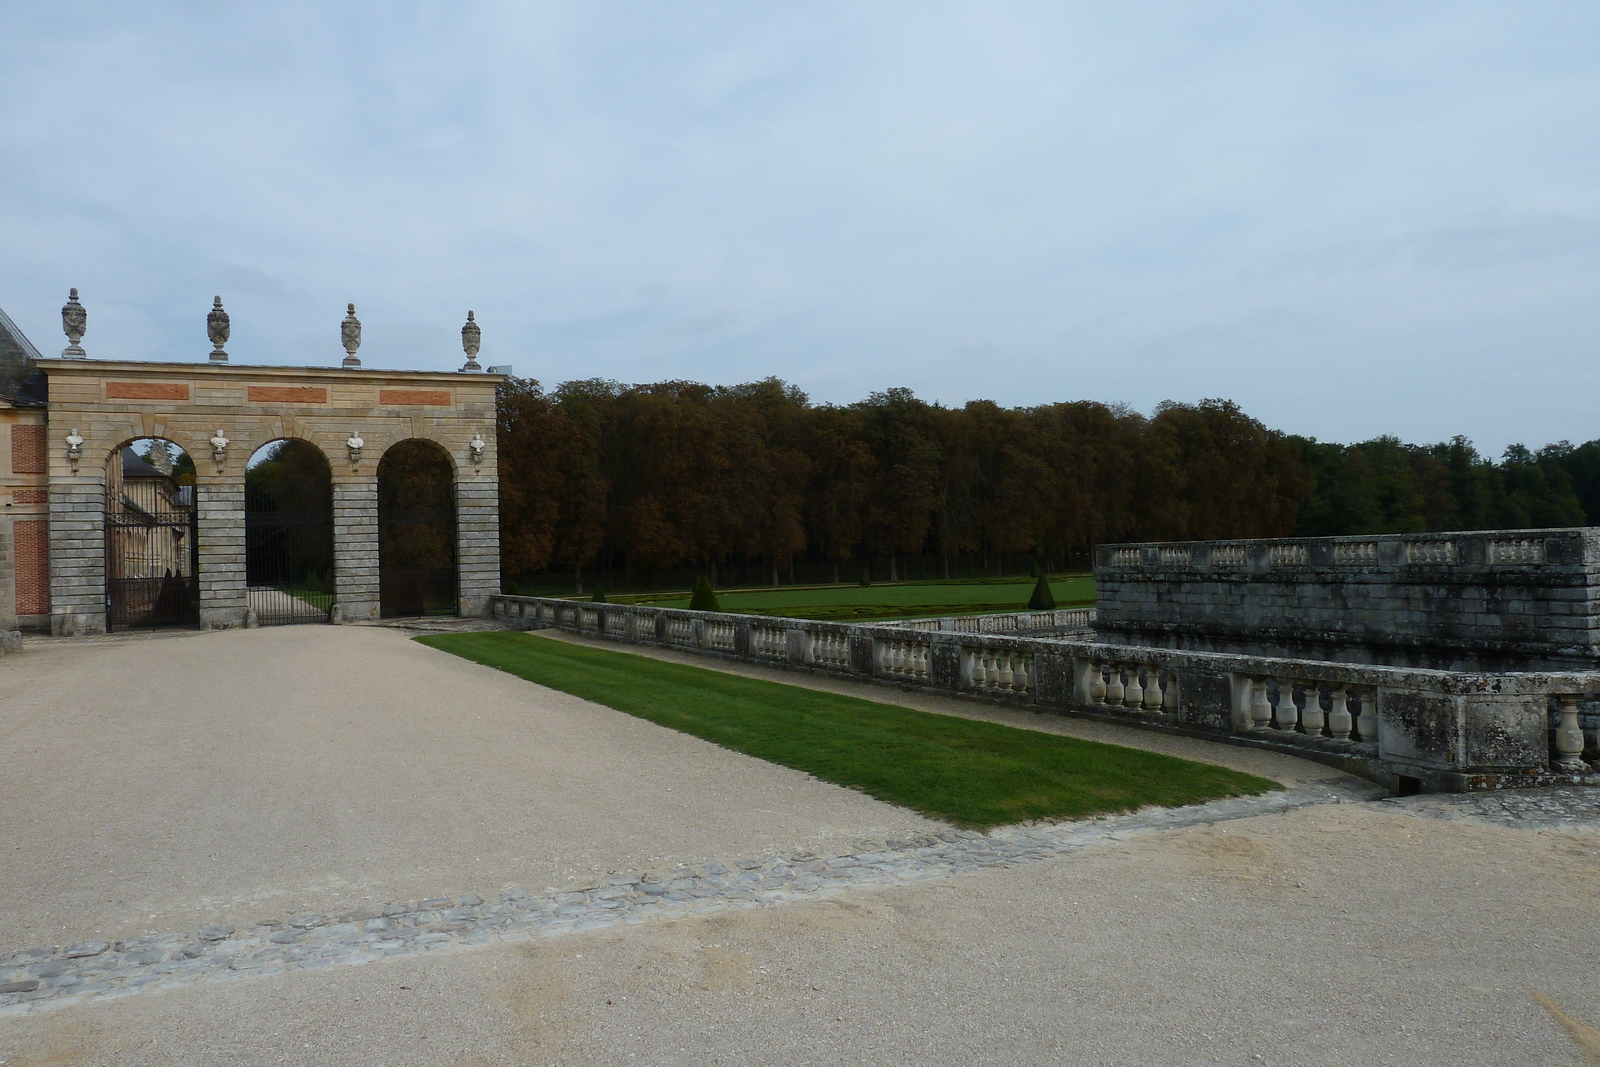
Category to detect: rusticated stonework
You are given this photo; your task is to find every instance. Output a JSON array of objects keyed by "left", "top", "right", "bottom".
[{"left": 39, "top": 359, "right": 502, "bottom": 634}]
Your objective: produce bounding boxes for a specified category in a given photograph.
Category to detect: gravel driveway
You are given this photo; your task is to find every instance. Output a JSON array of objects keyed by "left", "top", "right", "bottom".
[{"left": 4, "top": 624, "right": 1597, "bottom": 1065}]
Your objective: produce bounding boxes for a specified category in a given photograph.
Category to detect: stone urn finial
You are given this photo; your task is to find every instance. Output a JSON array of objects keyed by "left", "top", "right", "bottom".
[
  {"left": 341, "top": 303, "right": 362, "bottom": 368},
  {"left": 207, "top": 296, "right": 230, "bottom": 363},
  {"left": 61, "top": 288, "right": 87, "bottom": 358},
  {"left": 460, "top": 310, "right": 482, "bottom": 372}
]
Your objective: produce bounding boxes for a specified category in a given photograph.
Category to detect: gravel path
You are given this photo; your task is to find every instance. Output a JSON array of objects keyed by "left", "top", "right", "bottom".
[
  {"left": 6, "top": 624, "right": 1599, "bottom": 1065},
  {"left": 0, "top": 625, "right": 939, "bottom": 949}
]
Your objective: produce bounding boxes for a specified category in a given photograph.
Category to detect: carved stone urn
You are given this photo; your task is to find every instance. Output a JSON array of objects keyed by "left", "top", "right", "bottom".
[
  {"left": 460, "top": 310, "right": 482, "bottom": 372},
  {"left": 341, "top": 303, "right": 362, "bottom": 368},
  {"left": 207, "top": 296, "right": 230, "bottom": 363},
  {"left": 61, "top": 288, "right": 86, "bottom": 358}
]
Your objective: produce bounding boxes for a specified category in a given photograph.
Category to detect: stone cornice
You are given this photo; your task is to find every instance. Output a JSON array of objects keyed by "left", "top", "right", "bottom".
[{"left": 35, "top": 358, "right": 504, "bottom": 388}]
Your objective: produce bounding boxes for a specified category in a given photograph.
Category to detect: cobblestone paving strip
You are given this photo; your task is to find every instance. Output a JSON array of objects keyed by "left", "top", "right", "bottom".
[
  {"left": 1376, "top": 786, "right": 1600, "bottom": 828},
  {"left": 11, "top": 779, "right": 1597, "bottom": 1018}
]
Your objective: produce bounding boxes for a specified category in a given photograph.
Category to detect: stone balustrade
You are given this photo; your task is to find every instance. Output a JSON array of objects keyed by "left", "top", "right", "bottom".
[
  {"left": 488, "top": 594, "right": 1600, "bottom": 793},
  {"left": 887, "top": 608, "right": 1092, "bottom": 634}
]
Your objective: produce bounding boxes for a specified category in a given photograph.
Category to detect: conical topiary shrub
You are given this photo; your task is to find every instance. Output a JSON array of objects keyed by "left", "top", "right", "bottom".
[
  {"left": 690, "top": 575, "right": 721, "bottom": 612},
  {"left": 591, "top": 586, "right": 607, "bottom": 603},
  {"left": 1027, "top": 574, "right": 1056, "bottom": 610}
]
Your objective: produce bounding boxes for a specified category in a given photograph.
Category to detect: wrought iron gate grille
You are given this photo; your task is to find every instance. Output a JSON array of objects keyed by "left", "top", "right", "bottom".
[
  {"left": 379, "top": 506, "right": 458, "bottom": 616},
  {"left": 105, "top": 476, "right": 199, "bottom": 631},
  {"left": 246, "top": 483, "right": 334, "bottom": 626}
]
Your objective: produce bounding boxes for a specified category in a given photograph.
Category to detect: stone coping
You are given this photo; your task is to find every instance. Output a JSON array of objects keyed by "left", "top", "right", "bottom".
[
  {"left": 491, "top": 595, "right": 1600, "bottom": 696},
  {"left": 36, "top": 358, "right": 506, "bottom": 385}
]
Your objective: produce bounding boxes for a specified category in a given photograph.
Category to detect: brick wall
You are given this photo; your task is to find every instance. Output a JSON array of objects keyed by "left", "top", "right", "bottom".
[
  {"left": 11, "top": 425, "right": 45, "bottom": 475},
  {"left": 15, "top": 518, "right": 49, "bottom": 615}
]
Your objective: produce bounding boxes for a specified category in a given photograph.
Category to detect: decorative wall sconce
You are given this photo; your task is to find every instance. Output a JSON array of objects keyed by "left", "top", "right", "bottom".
[
  {"left": 210, "top": 429, "right": 230, "bottom": 465},
  {"left": 65, "top": 428, "right": 84, "bottom": 466},
  {"left": 347, "top": 432, "right": 364, "bottom": 464},
  {"left": 469, "top": 433, "right": 485, "bottom": 465}
]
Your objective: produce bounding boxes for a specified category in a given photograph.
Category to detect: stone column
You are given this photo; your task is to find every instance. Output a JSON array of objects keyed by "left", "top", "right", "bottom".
[
  {"left": 455, "top": 440, "right": 500, "bottom": 618},
  {"left": 195, "top": 473, "right": 248, "bottom": 629},
  {"left": 332, "top": 473, "right": 380, "bottom": 622},
  {"left": 47, "top": 461, "right": 107, "bottom": 635}
]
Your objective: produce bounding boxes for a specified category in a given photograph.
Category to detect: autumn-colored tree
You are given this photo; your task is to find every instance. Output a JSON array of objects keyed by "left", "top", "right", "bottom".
[{"left": 492, "top": 377, "right": 1589, "bottom": 590}]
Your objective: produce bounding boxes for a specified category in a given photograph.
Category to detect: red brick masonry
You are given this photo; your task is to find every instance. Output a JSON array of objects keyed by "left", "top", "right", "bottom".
[
  {"left": 105, "top": 382, "right": 190, "bottom": 401},
  {"left": 378, "top": 389, "right": 452, "bottom": 407},
  {"left": 15, "top": 519, "right": 49, "bottom": 615},
  {"left": 247, "top": 386, "right": 329, "bottom": 404}
]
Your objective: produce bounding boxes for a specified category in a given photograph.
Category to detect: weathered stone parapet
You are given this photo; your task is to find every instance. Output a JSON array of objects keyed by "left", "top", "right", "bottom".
[
  {"left": 490, "top": 594, "right": 1600, "bottom": 794},
  {"left": 1094, "top": 529, "right": 1600, "bottom": 671}
]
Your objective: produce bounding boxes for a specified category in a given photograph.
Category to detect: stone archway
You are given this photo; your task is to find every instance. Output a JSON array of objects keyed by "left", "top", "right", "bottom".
[
  {"left": 38, "top": 359, "right": 501, "bottom": 634},
  {"left": 245, "top": 438, "right": 335, "bottom": 625},
  {"left": 376, "top": 437, "right": 458, "bottom": 617},
  {"left": 104, "top": 437, "right": 199, "bottom": 631}
]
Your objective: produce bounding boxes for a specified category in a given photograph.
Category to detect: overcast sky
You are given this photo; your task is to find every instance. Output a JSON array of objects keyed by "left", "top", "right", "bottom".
[{"left": 2, "top": 3, "right": 1597, "bottom": 454}]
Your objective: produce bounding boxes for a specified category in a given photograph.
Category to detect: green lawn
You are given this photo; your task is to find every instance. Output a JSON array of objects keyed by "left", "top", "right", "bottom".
[
  {"left": 420, "top": 631, "right": 1278, "bottom": 829},
  {"left": 614, "top": 574, "right": 1096, "bottom": 622},
  {"left": 285, "top": 587, "right": 333, "bottom": 611}
]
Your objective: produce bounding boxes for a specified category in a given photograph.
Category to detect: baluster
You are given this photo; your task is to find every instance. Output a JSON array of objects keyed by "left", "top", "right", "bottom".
[
  {"left": 1123, "top": 664, "right": 1144, "bottom": 708},
  {"left": 915, "top": 644, "right": 929, "bottom": 679},
  {"left": 1105, "top": 663, "right": 1125, "bottom": 706},
  {"left": 1555, "top": 694, "right": 1587, "bottom": 773},
  {"left": 1012, "top": 655, "right": 1030, "bottom": 693},
  {"left": 969, "top": 650, "right": 986, "bottom": 688},
  {"left": 1327, "top": 688, "right": 1352, "bottom": 741},
  {"left": 993, "top": 652, "right": 1011, "bottom": 691},
  {"left": 1273, "top": 679, "right": 1298, "bottom": 731},
  {"left": 1250, "top": 677, "right": 1273, "bottom": 732},
  {"left": 1299, "top": 682, "right": 1325, "bottom": 737},
  {"left": 1161, "top": 670, "right": 1180, "bottom": 716},
  {"left": 1141, "top": 666, "right": 1163, "bottom": 712},
  {"left": 1089, "top": 662, "right": 1108, "bottom": 706},
  {"left": 1354, "top": 688, "right": 1378, "bottom": 745}
]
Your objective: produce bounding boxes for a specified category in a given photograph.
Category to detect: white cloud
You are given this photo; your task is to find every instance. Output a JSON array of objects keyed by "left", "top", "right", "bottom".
[{"left": 1, "top": 1, "right": 1597, "bottom": 452}]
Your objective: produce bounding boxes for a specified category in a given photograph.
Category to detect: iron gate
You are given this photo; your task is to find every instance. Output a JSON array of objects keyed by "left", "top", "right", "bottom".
[
  {"left": 246, "top": 483, "right": 334, "bottom": 625},
  {"left": 378, "top": 505, "right": 458, "bottom": 616},
  {"left": 105, "top": 479, "right": 199, "bottom": 631}
]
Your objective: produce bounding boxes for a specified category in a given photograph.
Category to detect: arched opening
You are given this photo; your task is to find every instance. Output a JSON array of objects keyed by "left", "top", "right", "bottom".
[
  {"left": 104, "top": 437, "right": 198, "bottom": 631},
  {"left": 246, "top": 439, "right": 335, "bottom": 624},
  {"left": 377, "top": 438, "right": 458, "bottom": 617}
]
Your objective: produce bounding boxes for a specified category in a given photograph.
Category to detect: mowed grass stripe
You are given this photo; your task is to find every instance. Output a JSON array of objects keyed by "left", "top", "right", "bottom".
[{"left": 420, "top": 632, "right": 1280, "bottom": 829}]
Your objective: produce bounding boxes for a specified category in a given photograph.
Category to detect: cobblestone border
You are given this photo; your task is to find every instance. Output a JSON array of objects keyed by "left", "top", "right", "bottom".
[
  {"left": 1, "top": 784, "right": 1384, "bottom": 1017},
  {"left": 12, "top": 781, "right": 1597, "bottom": 1018}
]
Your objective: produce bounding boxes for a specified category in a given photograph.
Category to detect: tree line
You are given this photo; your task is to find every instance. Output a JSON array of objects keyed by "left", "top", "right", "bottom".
[{"left": 496, "top": 376, "right": 1600, "bottom": 590}]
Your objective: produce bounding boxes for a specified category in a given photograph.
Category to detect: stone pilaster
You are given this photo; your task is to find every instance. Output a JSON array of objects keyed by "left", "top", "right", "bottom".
[
  {"left": 195, "top": 474, "right": 247, "bottom": 628},
  {"left": 47, "top": 471, "right": 107, "bottom": 635},
  {"left": 455, "top": 439, "right": 500, "bottom": 617},
  {"left": 333, "top": 475, "right": 380, "bottom": 621}
]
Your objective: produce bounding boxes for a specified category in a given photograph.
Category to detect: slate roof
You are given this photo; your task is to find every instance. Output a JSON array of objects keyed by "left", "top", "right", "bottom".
[
  {"left": 0, "top": 305, "right": 47, "bottom": 406},
  {"left": 121, "top": 447, "right": 167, "bottom": 480}
]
